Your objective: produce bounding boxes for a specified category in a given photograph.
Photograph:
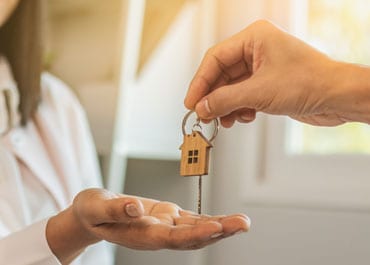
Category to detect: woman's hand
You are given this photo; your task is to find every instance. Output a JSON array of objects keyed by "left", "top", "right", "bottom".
[
  {"left": 185, "top": 20, "right": 370, "bottom": 127},
  {"left": 47, "top": 189, "right": 250, "bottom": 264},
  {"left": 73, "top": 188, "right": 249, "bottom": 250}
]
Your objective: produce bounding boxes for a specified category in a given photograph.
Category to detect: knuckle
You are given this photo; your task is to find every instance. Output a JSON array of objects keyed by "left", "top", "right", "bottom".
[
  {"left": 205, "top": 46, "right": 217, "bottom": 57},
  {"left": 251, "top": 19, "right": 272, "bottom": 29}
]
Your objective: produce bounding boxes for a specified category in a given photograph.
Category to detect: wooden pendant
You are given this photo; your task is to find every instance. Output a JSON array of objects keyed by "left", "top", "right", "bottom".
[{"left": 179, "top": 130, "right": 213, "bottom": 176}]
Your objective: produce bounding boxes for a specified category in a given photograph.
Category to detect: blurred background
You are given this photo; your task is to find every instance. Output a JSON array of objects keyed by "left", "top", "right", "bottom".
[{"left": 46, "top": 0, "right": 370, "bottom": 264}]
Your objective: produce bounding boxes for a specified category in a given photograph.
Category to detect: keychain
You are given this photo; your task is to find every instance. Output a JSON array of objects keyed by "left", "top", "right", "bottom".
[{"left": 179, "top": 110, "right": 219, "bottom": 214}]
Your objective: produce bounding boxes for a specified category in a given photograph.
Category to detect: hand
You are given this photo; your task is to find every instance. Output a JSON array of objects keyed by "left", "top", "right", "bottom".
[
  {"left": 185, "top": 20, "right": 360, "bottom": 127},
  {"left": 47, "top": 189, "right": 250, "bottom": 264},
  {"left": 73, "top": 189, "right": 249, "bottom": 250}
]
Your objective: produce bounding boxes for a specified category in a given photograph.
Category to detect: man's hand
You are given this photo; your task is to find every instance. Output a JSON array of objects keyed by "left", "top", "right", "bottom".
[{"left": 185, "top": 20, "right": 366, "bottom": 127}]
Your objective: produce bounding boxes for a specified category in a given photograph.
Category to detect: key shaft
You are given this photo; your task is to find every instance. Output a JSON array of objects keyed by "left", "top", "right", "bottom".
[{"left": 198, "top": 175, "right": 202, "bottom": 214}]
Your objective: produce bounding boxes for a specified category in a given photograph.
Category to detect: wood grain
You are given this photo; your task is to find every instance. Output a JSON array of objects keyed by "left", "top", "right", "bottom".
[{"left": 180, "top": 131, "right": 212, "bottom": 176}]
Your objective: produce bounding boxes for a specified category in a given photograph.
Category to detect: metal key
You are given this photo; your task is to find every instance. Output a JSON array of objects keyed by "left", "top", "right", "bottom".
[{"left": 198, "top": 175, "right": 202, "bottom": 214}]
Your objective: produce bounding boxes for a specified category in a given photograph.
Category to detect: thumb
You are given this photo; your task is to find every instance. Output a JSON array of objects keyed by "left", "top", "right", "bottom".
[
  {"left": 74, "top": 189, "right": 145, "bottom": 225},
  {"left": 101, "top": 197, "right": 145, "bottom": 223},
  {"left": 194, "top": 78, "right": 258, "bottom": 119}
]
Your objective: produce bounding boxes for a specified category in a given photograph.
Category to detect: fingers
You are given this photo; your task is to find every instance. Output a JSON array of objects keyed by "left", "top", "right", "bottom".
[
  {"left": 166, "top": 214, "right": 250, "bottom": 249},
  {"left": 101, "top": 197, "right": 144, "bottom": 223},
  {"left": 218, "top": 214, "right": 251, "bottom": 235},
  {"left": 176, "top": 214, "right": 250, "bottom": 233},
  {"left": 220, "top": 108, "right": 256, "bottom": 128},
  {"left": 199, "top": 108, "right": 256, "bottom": 128},
  {"left": 194, "top": 78, "right": 259, "bottom": 121},
  {"left": 77, "top": 191, "right": 251, "bottom": 251},
  {"left": 112, "top": 221, "right": 223, "bottom": 250},
  {"left": 150, "top": 201, "right": 181, "bottom": 216},
  {"left": 73, "top": 189, "right": 145, "bottom": 226},
  {"left": 185, "top": 31, "right": 253, "bottom": 110},
  {"left": 174, "top": 215, "right": 211, "bottom": 226},
  {"left": 175, "top": 212, "right": 251, "bottom": 243},
  {"left": 90, "top": 202, "right": 251, "bottom": 251},
  {"left": 161, "top": 221, "right": 223, "bottom": 250},
  {"left": 236, "top": 108, "right": 256, "bottom": 123}
]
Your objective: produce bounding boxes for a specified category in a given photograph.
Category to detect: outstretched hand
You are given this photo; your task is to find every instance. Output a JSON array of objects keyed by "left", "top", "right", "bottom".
[{"left": 72, "top": 189, "right": 250, "bottom": 250}]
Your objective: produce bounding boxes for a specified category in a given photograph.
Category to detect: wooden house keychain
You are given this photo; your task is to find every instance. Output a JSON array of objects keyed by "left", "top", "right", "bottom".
[{"left": 179, "top": 110, "right": 219, "bottom": 214}]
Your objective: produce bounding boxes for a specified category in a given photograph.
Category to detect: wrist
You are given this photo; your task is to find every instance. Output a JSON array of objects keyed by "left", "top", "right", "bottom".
[
  {"left": 46, "top": 207, "right": 100, "bottom": 264},
  {"left": 325, "top": 60, "right": 370, "bottom": 123}
]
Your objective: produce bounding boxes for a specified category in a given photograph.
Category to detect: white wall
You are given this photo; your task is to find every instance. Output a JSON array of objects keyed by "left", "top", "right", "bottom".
[{"left": 208, "top": 125, "right": 370, "bottom": 265}]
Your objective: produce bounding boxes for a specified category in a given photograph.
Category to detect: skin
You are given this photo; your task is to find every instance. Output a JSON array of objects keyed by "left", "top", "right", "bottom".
[
  {"left": 185, "top": 20, "right": 370, "bottom": 128},
  {"left": 1, "top": 2, "right": 250, "bottom": 264},
  {"left": 47, "top": 189, "right": 249, "bottom": 264},
  {"left": 0, "top": 0, "right": 19, "bottom": 26}
]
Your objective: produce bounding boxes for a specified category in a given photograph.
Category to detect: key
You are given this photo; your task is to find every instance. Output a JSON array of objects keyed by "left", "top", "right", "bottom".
[
  {"left": 180, "top": 110, "right": 219, "bottom": 214},
  {"left": 198, "top": 175, "right": 202, "bottom": 214}
]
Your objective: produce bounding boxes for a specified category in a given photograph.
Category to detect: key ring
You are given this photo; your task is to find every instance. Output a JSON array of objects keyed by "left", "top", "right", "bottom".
[{"left": 181, "top": 110, "right": 219, "bottom": 142}]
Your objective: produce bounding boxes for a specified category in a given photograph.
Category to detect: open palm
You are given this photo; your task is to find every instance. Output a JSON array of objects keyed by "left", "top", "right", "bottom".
[{"left": 73, "top": 189, "right": 250, "bottom": 250}]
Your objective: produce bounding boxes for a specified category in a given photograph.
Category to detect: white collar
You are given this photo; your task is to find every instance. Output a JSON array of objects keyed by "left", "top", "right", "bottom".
[{"left": 0, "top": 56, "right": 20, "bottom": 134}]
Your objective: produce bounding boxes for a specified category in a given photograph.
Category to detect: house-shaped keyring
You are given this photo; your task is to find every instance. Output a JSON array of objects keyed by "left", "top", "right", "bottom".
[{"left": 179, "top": 130, "right": 213, "bottom": 176}]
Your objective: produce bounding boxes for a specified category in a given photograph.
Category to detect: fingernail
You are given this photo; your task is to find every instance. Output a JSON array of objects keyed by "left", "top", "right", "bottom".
[
  {"left": 125, "top": 203, "right": 140, "bottom": 217},
  {"left": 235, "top": 230, "right": 245, "bottom": 235},
  {"left": 211, "top": 232, "right": 223, "bottom": 239},
  {"left": 240, "top": 114, "right": 253, "bottom": 121},
  {"left": 198, "top": 98, "right": 211, "bottom": 114}
]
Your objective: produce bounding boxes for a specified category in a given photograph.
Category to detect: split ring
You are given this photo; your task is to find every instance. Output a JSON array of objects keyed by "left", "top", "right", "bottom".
[{"left": 181, "top": 110, "right": 219, "bottom": 142}]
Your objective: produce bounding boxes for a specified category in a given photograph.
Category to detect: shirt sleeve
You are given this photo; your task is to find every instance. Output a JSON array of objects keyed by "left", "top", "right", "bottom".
[{"left": 0, "top": 218, "right": 61, "bottom": 265}]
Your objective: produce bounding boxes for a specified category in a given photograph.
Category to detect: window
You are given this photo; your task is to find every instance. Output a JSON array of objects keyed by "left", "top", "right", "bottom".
[
  {"left": 288, "top": 0, "right": 370, "bottom": 154},
  {"left": 241, "top": 0, "right": 370, "bottom": 210},
  {"left": 188, "top": 150, "right": 199, "bottom": 164}
]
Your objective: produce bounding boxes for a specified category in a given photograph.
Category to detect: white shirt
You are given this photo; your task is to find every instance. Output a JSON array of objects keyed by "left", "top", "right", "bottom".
[{"left": 0, "top": 57, "right": 113, "bottom": 264}]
